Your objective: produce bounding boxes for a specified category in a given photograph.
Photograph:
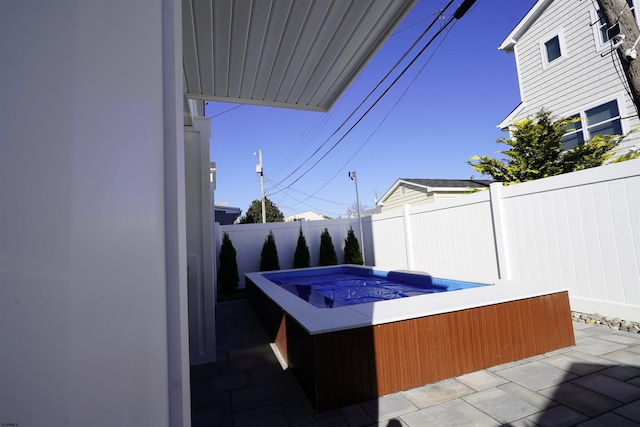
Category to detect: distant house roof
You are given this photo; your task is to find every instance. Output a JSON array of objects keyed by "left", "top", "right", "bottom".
[
  {"left": 214, "top": 204, "right": 242, "bottom": 225},
  {"left": 398, "top": 178, "right": 493, "bottom": 188},
  {"left": 284, "top": 211, "right": 326, "bottom": 222},
  {"left": 377, "top": 178, "right": 493, "bottom": 207}
]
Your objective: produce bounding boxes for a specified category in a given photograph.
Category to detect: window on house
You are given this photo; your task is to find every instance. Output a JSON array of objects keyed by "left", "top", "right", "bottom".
[
  {"left": 545, "top": 36, "right": 562, "bottom": 63},
  {"left": 561, "top": 100, "right": 622, "bottom": 150},
  {"left": 561, "top": 114, "right": 584, "bottom": 150}
]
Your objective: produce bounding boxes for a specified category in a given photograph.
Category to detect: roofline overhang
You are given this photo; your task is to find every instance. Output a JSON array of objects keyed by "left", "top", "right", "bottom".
[
  {"left": 498, "top": 0, "right": 553, "bottom": 52},
  {"left": 498, "top": 102, "right": 526, "bottom": 130}
]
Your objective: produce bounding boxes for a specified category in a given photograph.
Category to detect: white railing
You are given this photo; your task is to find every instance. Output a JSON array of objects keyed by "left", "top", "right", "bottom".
[{"left": 215, "top": 159, "right": 640, "bottom": 321}]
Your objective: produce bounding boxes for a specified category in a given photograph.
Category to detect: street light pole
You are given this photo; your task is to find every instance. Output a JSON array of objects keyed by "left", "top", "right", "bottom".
[
  {"left": 348, "top": 171, "right": 366, "bottom": 265},
  {"left": 255, "top": 149, "right": 266, "bottom": 223}
]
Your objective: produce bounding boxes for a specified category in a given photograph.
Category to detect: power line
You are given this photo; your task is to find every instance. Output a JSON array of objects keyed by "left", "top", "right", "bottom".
[
  {"left": 276, "top": 5, "right": 462, "bottom": 191},
  {"left": 268, "top": 1, "right": 456, "bottom": 191}
]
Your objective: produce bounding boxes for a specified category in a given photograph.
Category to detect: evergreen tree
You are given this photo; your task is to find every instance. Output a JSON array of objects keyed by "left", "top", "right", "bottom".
[
  {"left": 318, "top": 228, "right": 338, "bottom": 266},
  {"left": 260, "top": 231, "right": 280, "bottom": 271},
  {"left": 218, "top": 232, "right": 239, "bottom": 291},
  {"left": 293, "top": 228, "right": 311, "bottom": 268},
  {"left": 343, "top": 227, "right": 363, "bottom": 265},
  {"left": 238, "top": 197, "right": 285, "bottom": 223},
  {"left": 469, "top": 109, "right": 638, "bottom": 184}
]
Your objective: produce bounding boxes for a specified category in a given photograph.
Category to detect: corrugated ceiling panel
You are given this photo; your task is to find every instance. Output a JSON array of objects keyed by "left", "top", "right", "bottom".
[
  {"left": 238, "top": 0, "right": 271, "bottom": 99},
  {"left": 275, "top": 0, "right": 332, "bottom": 103},
  {"left": 212, "top": 0, "right": 231, "bottom": 96},
  {"left": 264, "top": 0, "right": 313, "bottom": 103},
  {"left": 182, "top": 0, "right": 417, "bottom": 113},
  {"left": 227, "top": 0, "right": 252, "bottom": 98},
  {"left": 313, "top": 1, "right": 397, "bottom": 108},
  {"left": 182, "top": 0, "right": 200, "bottom": 94}
]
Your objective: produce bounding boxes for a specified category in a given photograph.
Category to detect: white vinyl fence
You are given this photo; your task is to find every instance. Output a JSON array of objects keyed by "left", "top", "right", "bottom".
[
  {"left": 215, "top": 159, "right": 640, "bottom": 321},
  {"left": 215, "top": 217, "right": 373, "bottom": 283}
]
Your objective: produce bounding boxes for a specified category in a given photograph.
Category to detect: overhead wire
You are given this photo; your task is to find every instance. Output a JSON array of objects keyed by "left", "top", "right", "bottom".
[
  {"left": 290, "top": 21, "right": 459, "bottom": 209},
  {"left": 268, "top": 1, "right": 456, "bottom": 191},
  {"left": 272, "top": 3, "right": 462, "bottom": 192}
]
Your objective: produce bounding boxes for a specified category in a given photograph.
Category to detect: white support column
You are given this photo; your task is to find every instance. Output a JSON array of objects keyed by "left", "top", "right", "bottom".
[
  {"left": 489, "top": 183, "right": 510, "bottom": 280},
  {"left": 185, "top": 117, "right": 216, "bottom": 365}
]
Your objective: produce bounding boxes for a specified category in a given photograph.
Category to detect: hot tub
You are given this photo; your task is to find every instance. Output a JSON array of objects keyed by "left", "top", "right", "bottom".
[{"left": 246, "top": 265, "right": 575, "bottom": 412}]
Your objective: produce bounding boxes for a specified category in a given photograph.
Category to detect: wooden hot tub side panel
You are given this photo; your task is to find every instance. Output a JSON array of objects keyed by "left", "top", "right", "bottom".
[
  {"left": 246, "top": 278, "right": 283, "bottom": 341},
  {"left": 312, "top": 326, "right": 378, "bottom": 412},
  {"left": 246, "top": 276, "right": 575, "bottom": 413}
]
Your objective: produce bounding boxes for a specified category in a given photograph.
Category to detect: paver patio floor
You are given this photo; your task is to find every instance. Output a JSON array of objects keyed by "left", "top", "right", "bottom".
[{"left": 191, "top": 299, "right": 640, "bottom": 427}]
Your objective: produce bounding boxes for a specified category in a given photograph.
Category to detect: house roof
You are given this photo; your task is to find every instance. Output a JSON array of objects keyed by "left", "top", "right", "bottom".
[
  {"left": 182, "top": 0, "right": 417, "bottom": 114},
  {"left": 377, "top": 178, "right": 493, "bottom": 206},
  {"left": 498, "top": 0, "right": 552, "bottom": 52}
]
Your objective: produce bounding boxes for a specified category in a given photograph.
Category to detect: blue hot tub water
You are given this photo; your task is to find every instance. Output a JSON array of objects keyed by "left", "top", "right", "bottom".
[{"left": 263, "top": 267, "right": 488, "bottom": 308}]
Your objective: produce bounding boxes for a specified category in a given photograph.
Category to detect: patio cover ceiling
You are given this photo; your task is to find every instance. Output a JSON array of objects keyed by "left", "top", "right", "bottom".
[{"left": 182, "top": 0, "right": 416, "bottom": 116}]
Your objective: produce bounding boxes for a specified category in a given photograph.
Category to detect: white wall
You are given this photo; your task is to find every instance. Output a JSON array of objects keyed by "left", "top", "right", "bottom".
[{"left": 0, "top": 1, "right": 188, "bottom": 426}]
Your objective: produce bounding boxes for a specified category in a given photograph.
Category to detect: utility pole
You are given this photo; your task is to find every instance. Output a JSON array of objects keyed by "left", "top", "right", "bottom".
[
  {"left": 348, "top": 171, "right": 365, "bottom": 265},
  {"left": 255, "top": 149, "right": 266, "bottom": 223},
  {"left": 597, "top": 0, "right": 640, "bottom": 117}
]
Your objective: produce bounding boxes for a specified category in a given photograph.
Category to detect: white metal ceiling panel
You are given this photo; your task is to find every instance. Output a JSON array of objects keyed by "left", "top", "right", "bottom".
[{"left": 183, "top": 0, "right": 416, "bottom": 113}]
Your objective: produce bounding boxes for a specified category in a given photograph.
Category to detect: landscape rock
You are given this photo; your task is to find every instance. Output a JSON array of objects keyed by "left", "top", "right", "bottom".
[{"left": 571, "top": 311, "right": 640, "bottom": 334}]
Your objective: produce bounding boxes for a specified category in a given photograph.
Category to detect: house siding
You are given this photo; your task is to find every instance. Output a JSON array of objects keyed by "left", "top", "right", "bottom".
[
  {"left": 382, "top": 185, "right": 434, "bottom": 212},
  {"left": 508, "top": 0, "right": 640, "bottom": 156}
]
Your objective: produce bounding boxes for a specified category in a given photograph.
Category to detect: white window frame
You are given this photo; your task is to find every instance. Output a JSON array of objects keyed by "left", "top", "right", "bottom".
[
  {"left": 590, "top": 0, "right": 638, "bottom": 52},
  {"left": 560, "top": 96, "right": 627, "bottom": 151},
  {"left": 539, "top": 29, "right": 567, "bottom": 70}
]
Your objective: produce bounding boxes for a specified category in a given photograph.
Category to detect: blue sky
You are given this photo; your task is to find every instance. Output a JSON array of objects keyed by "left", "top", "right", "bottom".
[{"left": 206, "top": 0, "right": 535, "bottom": 218}]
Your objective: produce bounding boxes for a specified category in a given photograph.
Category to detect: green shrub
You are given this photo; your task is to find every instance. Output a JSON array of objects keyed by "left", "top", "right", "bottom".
[
  {"left": 218, "top": 232, "right": 239, "bottom": 291},
  {"left": 260, "top": 231, "right": 280, "bottom": 271},
  {"left": 293, "top": 228, "right": 311, "bottom": 268},
  {"left": 319, "top": 228, "right": 338, "bottom": 266},
  {"left": 343, "top": 227, "right": 363, "bottom": 265}
]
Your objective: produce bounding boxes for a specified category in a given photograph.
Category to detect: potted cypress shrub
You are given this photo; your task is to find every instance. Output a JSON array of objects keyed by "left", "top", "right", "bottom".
[
  {"left": 293, "top": 227, "right": 311, "bottom": 268},
  {"left": 318, "top": 228, "right": 338, "bottom": 266},
  {"left": 260, "top": 230, "right": 280, "bottom": 271},
  {"left": 343, "top": 227, "right": 363, "bottom": 265},
  {"left": 218, "top": 232, "right": 239, "bottom": 292}
]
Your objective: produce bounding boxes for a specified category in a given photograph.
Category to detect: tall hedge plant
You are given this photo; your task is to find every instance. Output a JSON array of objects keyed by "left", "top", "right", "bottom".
[
  {"left": 293, "top": 228, "right": 311, "bottom": 268},
  {"left": 319, "top": 228, "right": 338, "bottom": 266},
  {"left": 218, "top": 232, "right": 239, "bottom": 291},
  {"left": 343, "top": 227, "right": 363, "bottom": 265},
  {"left": 260, "top": 231, "right": 280, "bottom": 271}
]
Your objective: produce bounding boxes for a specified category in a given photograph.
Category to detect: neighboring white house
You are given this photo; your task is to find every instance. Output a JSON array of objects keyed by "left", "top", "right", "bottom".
[
  {"left": 284, "top": 211, "right": 327, "bottom": 222},
  {"left": 499, "top": 0, "right": 640, "bottom": 157},
  {"left": 376, "top": 178, "right": 493, "bottom": 212}
]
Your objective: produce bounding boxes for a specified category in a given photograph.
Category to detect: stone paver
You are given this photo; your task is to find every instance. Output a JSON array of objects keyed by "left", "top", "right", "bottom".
[
  {"left": 455, "top": 370, "right": 509, "bottom": 391},
  {"left": 602, "top": 349, "right": 640, "bottom": 368},
  {"left": 360, "top": 393, "right": 418, "bottom": 422},
  {"left": 575, "top": 336, "right": 627, "bottom": 356},
  {"left": 401, "top": 399, "right": 500, "bottom": 427},
  {"left": 537, "top": 382, "right": 621, "bottom": 417},
  {"left": 191, "top": 299, "right": 640, "bottom": 427},
  {"left": 571, "top": 372, "right": 640, "bottom": 403},
  {"left": 494, "top": 360, "right": 577, "bottom": 391},
  {"left": 402, "top": 378, "right": 474, "bottom": 408},
  {"left": 462, "top": 387, "right": 540, "bottom": 424},
  {"left": 527, "top": 404, "right": 589, "bottom": 427}
]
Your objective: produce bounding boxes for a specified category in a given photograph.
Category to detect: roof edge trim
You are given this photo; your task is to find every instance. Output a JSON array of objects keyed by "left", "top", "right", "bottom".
[{"left": 499, "top": 0, "right": 554, "bottom": 52}]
